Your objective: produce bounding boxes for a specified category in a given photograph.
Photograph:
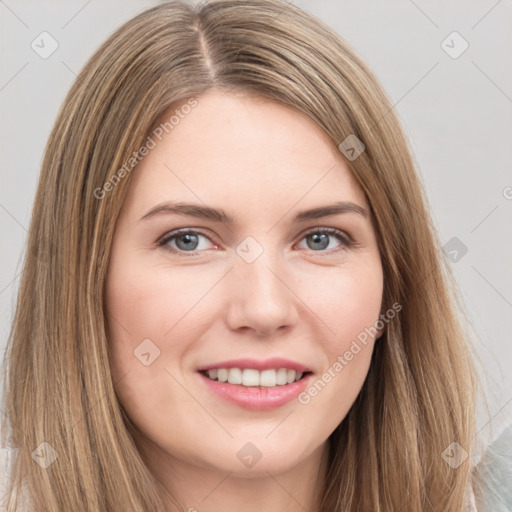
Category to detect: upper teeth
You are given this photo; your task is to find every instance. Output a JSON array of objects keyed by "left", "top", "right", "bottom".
[{"left": 206, "top": 368, "right": 304, "bottom": 387}]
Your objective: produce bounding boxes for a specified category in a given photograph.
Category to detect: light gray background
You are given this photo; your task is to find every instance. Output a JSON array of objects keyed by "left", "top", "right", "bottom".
[{"left": 1, "top": 0, "right": 511, "bottom": 448}]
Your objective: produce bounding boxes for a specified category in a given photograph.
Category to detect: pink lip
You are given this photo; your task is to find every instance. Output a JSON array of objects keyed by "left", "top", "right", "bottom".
[
  {"left": 198, "top": 371, "right": 313, "bottom": 410},
  {"left": 197, "top": 358, "right": 312, "bottom": 373}
]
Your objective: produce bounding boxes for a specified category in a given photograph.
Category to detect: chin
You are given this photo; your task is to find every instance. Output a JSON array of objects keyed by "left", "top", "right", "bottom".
[{"left": 199, "top": 440, "right": 317, "bottom": 477}]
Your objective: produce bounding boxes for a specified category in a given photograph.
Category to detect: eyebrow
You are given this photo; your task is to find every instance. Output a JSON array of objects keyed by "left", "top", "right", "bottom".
[{"left": 139, "top": 201, "right": 369, "bottom": 225}]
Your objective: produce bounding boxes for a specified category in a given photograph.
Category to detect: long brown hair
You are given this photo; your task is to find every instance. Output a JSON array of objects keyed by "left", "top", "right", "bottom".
[{"left": 2, "top": 0, "right": 478, "bottom": 510}]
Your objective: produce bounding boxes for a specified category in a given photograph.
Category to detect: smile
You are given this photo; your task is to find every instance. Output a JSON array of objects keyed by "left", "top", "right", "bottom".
[{"left": 200, "top": 367, "right": 308, "bottom": 387}]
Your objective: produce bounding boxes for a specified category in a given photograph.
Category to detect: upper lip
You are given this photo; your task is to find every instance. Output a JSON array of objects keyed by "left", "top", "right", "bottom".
[{"left": 197, "top": 358, "right": 312, "bottom": 373}]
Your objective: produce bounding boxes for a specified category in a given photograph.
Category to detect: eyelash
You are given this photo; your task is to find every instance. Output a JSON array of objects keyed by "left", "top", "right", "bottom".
[{"left": 157, "top": 227, "right": 354, "bottom": 256}]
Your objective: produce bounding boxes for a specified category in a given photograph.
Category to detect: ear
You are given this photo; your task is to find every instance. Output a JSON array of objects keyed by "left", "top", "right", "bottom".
[{"left": 375, "top": 317, "right": 386, "bottom": 340}]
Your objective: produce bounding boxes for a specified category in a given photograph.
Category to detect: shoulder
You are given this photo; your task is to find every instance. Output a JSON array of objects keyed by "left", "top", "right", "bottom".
[
  {"left": 0, "top": 445, "right": 29, "bottom": 511},
  {"left": 0, "top": 445, "right": 16, "bottom": 510},
  {"left": 466, "top": 422, "right": 512, "bottom": 512}
]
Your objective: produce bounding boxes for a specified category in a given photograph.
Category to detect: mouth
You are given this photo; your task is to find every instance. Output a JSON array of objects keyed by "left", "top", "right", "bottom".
[
  {"left": 197, "top": 360, "right": 314, "bottom": 410},
  {"left": 198, "top": 367, "right": 313, "bottom": 388}
]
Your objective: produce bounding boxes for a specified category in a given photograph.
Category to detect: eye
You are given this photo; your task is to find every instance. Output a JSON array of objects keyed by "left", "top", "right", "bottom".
[
  {"left": 296, "top": 227, "right": 352, "bottom": 252},
  {"left": 158, "top": 227, "right": 353, "bottom": 256},
  {"left": 158, "top": 229, "right": 217, "bottom": 254}
]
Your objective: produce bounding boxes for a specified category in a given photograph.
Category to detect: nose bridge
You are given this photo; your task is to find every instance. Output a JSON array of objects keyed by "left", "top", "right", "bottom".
[{"left": 224, "top": 237, "right": 298, "bottom": 335}]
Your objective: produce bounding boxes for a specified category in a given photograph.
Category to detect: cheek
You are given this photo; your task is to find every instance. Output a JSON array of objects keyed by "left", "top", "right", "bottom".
[
  {"left": 105, "top": 253, "right": 214, "bottom": 351},
  {"left": 309, "top": 261, "right": 383, "bottom": 347},
  {"left": 104, "top": 258, "right": 207, "bottom": 433},
  {"left": 104, "top": 250, "right": 228, "bottom": 407},
  {"left": 296, "top": 262, "right": 383, "bottom": 415}
]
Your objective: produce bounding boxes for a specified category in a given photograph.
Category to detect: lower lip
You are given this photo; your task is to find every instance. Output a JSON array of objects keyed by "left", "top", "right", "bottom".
[{"left": 198, "top": 372, "right": 312, "bottom": 410}]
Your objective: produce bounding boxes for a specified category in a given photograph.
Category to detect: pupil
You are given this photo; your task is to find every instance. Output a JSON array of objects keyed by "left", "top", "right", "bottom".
[
  {"left": 309, "top": 233, "right": 329, "bottom": 250},
  {"left": 177, "top": 233, "right": 198, "bottom": 250}
]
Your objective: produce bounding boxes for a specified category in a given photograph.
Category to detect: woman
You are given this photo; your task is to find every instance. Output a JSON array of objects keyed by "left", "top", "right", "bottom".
[{"left": 1, "top": 0, "right": 503, "bottom": 510}]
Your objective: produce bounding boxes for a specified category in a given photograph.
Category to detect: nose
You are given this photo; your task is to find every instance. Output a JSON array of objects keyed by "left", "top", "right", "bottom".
[{"left": 223, "top": 249, "right": 299, "bottom": 338}]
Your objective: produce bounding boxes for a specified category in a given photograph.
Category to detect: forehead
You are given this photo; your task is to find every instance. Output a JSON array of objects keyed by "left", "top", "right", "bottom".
[{"left": 123, "top": 90, "right": 368, "bottom": 220}]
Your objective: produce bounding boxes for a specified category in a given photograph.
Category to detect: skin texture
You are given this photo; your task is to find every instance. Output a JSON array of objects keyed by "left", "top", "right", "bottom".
[{"left": 105, "top": 89, "right": 384, "bottom": 512}]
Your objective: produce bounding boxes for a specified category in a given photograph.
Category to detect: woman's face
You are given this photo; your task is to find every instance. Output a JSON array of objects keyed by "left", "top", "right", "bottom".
[{"left": 105, "top": 90, "right": 383, "bottom": 479}]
